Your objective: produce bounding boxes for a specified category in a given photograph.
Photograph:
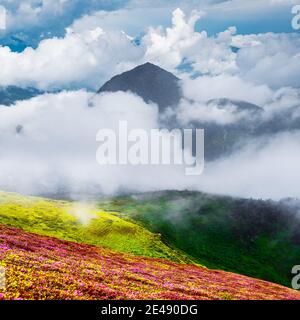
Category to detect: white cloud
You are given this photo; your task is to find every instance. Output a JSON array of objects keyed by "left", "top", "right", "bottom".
[
  {"left": 0, "top": 90, "right": 195, "bottom": 197},
  {"left": 178, "top": 73, "right": 300, "bottom": 125},
  {"left": 0, "top": 26, "right": 143, "bottom": 89},
  {"left": 198, "top": 131, "right": 300, "bottom": 200},
  {"left": 177, "top": 99, "right": 252, "bottom": 125},
  {"left": 181, "top": 75, "right": 273, "bottom": 106},
  {"left": 262, "top": 87, "right": 300, "bottom": 118},
  {"left": 236, "top": 33, "right": 300, "bottom": 89},
  {"left": 70, "top": 7, "right": 171, "bottom": 37},
  {"left": 0, "top": 0, "right": 125, "bottom": 38},
  {"left": 0, "top": 8, "right": 299, "bottom": 92},
  {"left": 1, "top": 83, "right": 300, "bottom": 201},
  {"left": 142, "top": 9, "right": 237, "bottom": 75},
  {"left": 0, "top": 8, "right": 236, "bottom": 89}
]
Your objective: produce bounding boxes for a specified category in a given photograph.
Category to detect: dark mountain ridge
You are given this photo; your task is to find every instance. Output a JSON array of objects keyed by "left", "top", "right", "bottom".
[
  {"left": 98, "top": 63, "right": 300, "bottom": 160},
  {"left": 0, "top": 86, "right": 42, "bottom": 106},
  {"left": 98, "top": 62, "right": 182, "bottom": 111}
]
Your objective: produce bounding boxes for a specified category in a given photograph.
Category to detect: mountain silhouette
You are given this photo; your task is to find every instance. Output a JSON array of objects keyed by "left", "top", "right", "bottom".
[{"left": 98, "top": 62, "right": 182, "bottom": 111}]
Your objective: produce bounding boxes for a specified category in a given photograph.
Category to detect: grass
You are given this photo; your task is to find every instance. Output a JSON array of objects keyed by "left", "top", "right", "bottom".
[
  {"left": 1, "top": 189, "right": 299, "bottom": 288},
  {"left": 0, "top": 191, "right": 188, "bottom": 263},
  {"left": 98, "top": 190, "right": 300, "bottom": 287}
]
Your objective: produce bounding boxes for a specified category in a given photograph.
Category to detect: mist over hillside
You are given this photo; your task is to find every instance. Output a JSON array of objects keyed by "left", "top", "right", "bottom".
[
  {"left": 0, "top": 62, "right": 300, "bottom": 201},
  {"left": 103, "top": 190, "right": 300, "bottom": 287}
]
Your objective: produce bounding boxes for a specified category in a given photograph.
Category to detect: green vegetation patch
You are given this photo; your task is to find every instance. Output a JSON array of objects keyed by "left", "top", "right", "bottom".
[
  {"left": 0, "top": 191, "right": 189, "bottom": 263},
  {"left": 99, "top": 190, "right": 300, "bottom": 287}
]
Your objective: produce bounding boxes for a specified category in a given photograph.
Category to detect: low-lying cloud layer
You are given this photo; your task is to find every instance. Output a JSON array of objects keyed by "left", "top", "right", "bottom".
[
  {"left": 199, "top": 131, "right": 300, "bottom": 200},
  {"left": 1, "top": 85, "right": 300, "bottom": 201},
  {"left": 0, "top": 90, "right": 196, "bottom": 197}
]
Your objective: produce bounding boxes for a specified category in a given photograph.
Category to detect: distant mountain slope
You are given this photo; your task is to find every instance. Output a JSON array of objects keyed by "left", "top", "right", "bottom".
[
  {"left": 1, "top": 224, "right": 299, "bottom": 300},
  {"left": 97, "top": 63, "right": 263, "bottom": 116},
  {"left": 207, "top": 98, "right": 262, "bottom": 113},
  {"left": 98, "top": 62, "right": 182, "bottom": 110},
  {"left": 0, "top": 86, "right": 42, "bottom": 106},
  {"left": 97, "top": 63, "right": 300, "bottom": 160},
  {"left": 100, "top": 190, "right": 300, "bottom": 287},
  {"left": 96, "top": 63, "right": 268, "bottom": 160}
]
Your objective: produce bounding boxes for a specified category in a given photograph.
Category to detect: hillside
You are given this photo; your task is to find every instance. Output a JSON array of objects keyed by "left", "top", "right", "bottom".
[
  {"left": 1, "top": 224, "right": 300, "bottom": 300},
  {"left": 0, "top": 192, "right": 188, "bottom": 263},
  {"left": 99, "top": 190, "right": 300, "bottom": 287},
  {"left": 1, "top": 190, "right": 299, "bottom": 295}
]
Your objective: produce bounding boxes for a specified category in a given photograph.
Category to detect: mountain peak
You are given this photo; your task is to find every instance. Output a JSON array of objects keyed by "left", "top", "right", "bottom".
[
  {"left": 138, "top": 62, "right": 159, "bottom": 68},
  {"left": 98, "top": 63, "right": 181, "bottom": 110},
  {"left": 134, "top": 62, "right": 169, "bottom": 72}
]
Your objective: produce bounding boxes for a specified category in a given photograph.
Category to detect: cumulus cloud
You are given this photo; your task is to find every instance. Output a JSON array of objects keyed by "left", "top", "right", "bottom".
[
  {"left": 236, "top": 33, "right": 300, "bottom": 89},
  {"left": 142, "top": 9, "right": 237, "bottom": 75},
  {"left": 0, "top": 0, "right": 296, "bottom": 49},
  {"left": 0, "top": 8, "right": 236, "bottom": 89},
  {"left": 0, "top": 27, "right": 142, "bottom": 89},
  {"left": 140, "top": 11, "right": 300, "bottom": 90},
  {"left": 0, "top": 8, "right": 299, "bottom": 92},
  {"left": 0, "top": 0, "right": 126, "bottom": 43}
]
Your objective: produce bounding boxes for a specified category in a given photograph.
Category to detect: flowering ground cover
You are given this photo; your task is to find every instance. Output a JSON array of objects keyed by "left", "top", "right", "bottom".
[{"left": 0, "top": 224, "right": 300, "bottom": 300}]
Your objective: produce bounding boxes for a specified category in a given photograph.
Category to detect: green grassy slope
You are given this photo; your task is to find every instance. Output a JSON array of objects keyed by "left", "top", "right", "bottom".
[
  {"left": 1, "top": 190, "right": 299, "bottom": 288},
  {"left": 0, "top": 191, "right": 189, "bottom": 263},
  {"left": 99, "top": 190, "right": 300, "bottom": 287}
]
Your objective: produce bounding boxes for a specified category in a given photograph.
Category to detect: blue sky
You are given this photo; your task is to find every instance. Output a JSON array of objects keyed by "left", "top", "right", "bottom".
[
  {"left": 0, "top": 0, "right": 299, "bottom": 51},
  {"left": 198, "top": 5, "right": 297, "bottom": 35}
]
